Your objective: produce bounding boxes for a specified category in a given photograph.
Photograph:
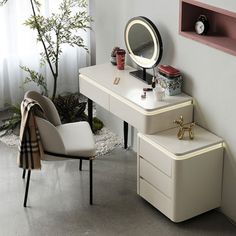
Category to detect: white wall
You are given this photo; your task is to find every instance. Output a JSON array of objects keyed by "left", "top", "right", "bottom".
[{"left": 93, "top": 0, "right": 236, "bottom": 221}]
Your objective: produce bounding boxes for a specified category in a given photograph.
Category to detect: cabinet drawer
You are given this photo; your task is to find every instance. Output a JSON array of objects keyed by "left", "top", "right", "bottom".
[
  {"left": 139, "top": 137, "right": 172, "bottom": 177},
  {"left": 140, "top": 157, "right": 172, "bottom": 198},
  {"left": 79, "top": 75, "right": 109, "bottom": 110},
  {"left": 139, "top": 178, "right": 171, "bottom": 217}
]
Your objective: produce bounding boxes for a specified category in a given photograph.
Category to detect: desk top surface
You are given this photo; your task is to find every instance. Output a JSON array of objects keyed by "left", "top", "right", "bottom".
[{"left": 80, "top": 63, "right": 192, "bottom": 111}]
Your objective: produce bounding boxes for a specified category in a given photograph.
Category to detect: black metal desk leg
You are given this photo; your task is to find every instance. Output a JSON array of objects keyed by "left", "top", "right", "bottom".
[
  {"left": 123, "top": 121, "right": 128, "bottom": 149},
  {"left": 88, "top": 99, "right": 93, "bottom": 131},
  {"left": 22, "top": 169, "right": 26, "bottom": 179},
  {"left": 79, "top": 159, "right": 82, "bottom": 171},
  {"left": 89, "top": 159, "right": 93, "bottom": 205}
]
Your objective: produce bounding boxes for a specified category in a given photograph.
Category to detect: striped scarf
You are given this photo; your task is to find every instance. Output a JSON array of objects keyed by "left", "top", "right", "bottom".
[{"left": 17, "top": 98, "right": 44, "bottom": 170}]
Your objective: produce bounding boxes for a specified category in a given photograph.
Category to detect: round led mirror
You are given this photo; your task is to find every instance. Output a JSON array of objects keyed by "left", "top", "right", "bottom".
[{"left": 124, "top": 16, "right": 163, "bottom": 84}]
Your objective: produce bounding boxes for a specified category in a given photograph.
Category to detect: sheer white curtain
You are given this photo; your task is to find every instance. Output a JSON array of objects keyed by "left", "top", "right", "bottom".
[{"left": 0, "top": 0, "right": 90, "bottom": 109}]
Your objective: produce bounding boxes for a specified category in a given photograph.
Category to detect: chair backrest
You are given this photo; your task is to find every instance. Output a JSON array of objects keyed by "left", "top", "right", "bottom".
[
  {"left": 24, "top": 91, "right": 66, "bottom": 156},
  {"left": 35, "top": 117, "right": 66, "bottom": 155},
  {"left": 24, "top": 91, "right": 61, "bottom": 126}
]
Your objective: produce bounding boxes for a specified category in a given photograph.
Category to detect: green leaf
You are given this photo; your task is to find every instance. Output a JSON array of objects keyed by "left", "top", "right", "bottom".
[
  {"left": 0, "top": 0, "right": 8, "bottom": 6},
  {"left": 0, "top": 104, "right": 21, "bottom": 137},
  {"left": 20, "top": 66, "right": 48, "bottom": 96},
  {"left": 53, "top": 93, "right": 87, "bottom": 123}
]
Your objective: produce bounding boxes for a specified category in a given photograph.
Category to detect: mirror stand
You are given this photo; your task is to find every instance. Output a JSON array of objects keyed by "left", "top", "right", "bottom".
[{"left": 130, "top": 68, "right": 153, "bottom": 85}]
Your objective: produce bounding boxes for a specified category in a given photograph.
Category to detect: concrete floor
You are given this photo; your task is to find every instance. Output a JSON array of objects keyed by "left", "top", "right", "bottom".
[{"left": 0, "top": 142, "right": 235, "bottom": 236}]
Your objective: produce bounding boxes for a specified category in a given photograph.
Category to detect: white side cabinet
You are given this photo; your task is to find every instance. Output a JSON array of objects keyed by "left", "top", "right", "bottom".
[{"left": 137, "top": 125, "right": 224, "bottom": 222}]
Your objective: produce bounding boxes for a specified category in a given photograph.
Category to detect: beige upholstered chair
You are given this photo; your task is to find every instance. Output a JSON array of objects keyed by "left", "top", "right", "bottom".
[{"left": 22, "top": 91, "right": 96, "bottom": 207}]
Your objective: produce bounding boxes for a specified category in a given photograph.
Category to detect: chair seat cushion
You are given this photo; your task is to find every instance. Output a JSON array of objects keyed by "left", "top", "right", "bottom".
[{"left": 56, "top": 121, "right": 96, "bottom": 157}]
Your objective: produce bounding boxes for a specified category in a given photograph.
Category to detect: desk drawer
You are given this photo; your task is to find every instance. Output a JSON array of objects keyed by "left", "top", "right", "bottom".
[
  {"left": 139, "top": 178, "right": 171, "bottom": 217},
  {"left": 140, "top": 157, "right": 172, "bottom": 198},
  {"left": 110, "top": 96, "right": 146, "bottom": 132},
  {"left": 110, "top": 96, "right": 193, "bottom": 134},
  {"left": 139, "top": 136, "right": 172, "bottom": 177},
  {"left": 79, "top": 75, "right": 109, "bottom": 110},
  {"left": 145, "top": 104, "right": 193, "bottom": 134}
]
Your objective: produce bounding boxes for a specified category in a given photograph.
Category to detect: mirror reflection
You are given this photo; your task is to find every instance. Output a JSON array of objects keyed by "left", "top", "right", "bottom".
[{"left": 128, "top": 23, "right": 154, "bottom": 60}]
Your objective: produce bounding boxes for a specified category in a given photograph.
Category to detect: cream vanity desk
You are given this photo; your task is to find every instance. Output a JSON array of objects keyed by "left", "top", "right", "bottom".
[
  {"left": 79, "top": 63, "right": 224, "bottom": 222},
  {"left": 79, "top": 63, "right": 193, "bottom": 135}
]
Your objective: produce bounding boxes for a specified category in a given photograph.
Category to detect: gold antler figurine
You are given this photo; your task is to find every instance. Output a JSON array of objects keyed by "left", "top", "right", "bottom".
[{"left": 173, "top": 116, "right": 195, "bottom": 140}]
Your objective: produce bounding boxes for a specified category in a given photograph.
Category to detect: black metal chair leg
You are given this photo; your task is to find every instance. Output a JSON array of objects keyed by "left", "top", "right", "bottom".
[
  {"left": 24, "top": 170, "right": 31, "bottom": 207},
  {"left": 22, "top": 169, "right": 26, "bottom": 179},
  {"left": 123, "top": 121, "right": 128, "bottom": 149},
  {"left": 88, "top": 99, "right": 93, "bottom": 132},
  {"left": 79, "top": 159, "right": 82, "bottom": 171},
  {"left": 89, "top": 159, "right": 93, "bottom": 205}
]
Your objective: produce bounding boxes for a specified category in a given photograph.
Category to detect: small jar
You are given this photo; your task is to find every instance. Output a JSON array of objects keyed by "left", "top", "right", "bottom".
[
  {"left": 116, "top": 49, "right": 126, "bottom": 70},
  {"left": 153, "top": 84, "right": 165, "bottom": 101}
]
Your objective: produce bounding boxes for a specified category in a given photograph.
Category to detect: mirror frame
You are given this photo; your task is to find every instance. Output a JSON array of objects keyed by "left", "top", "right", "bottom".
[
  {"left": 124, "top": 16, "right": 163, "bottom": 69},
  {"left": 124, "top": 16, "right": 163, "bottom": 84}
]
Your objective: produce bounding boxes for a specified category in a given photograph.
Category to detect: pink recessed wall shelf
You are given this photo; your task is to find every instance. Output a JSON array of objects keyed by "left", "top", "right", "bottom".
[{"left": 179, "top": 0, "right": 236, "bottom": 56}]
